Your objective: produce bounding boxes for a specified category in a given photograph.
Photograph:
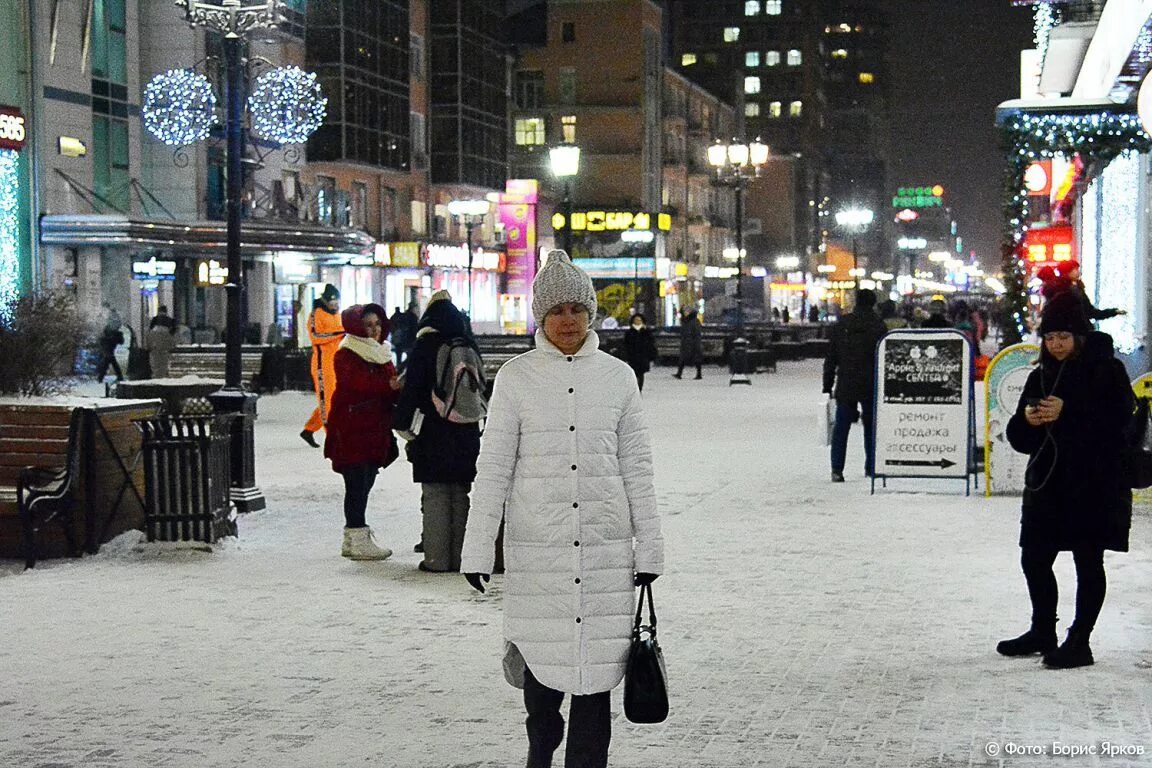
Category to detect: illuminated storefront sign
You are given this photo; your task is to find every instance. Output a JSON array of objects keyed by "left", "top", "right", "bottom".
[
  {"left": 891, "top": 185, "right": 944, "bottom": 209},
  {"left": 0, "top": 106, "right": 27, "bottom": 152},
  {"left": 897, "top": 237, "right": 928, "bottom": 250},
  {"left": 273, "top": 253, "right": 320, "bottom": 283},
  {"left": 195, "top": 259, "right": 228, "bottom": 286},
  {"left": 552, "top": 210, "right": 673, "bottom": 232},
  {"left": 374, "top": 241, "right": 422, "bottom": 268},
  {"left": 132, "top": 256, "right": 176, "bottom": 281},
  {"left": 572, "top": 257, "right": 656, "bottom": 279},
  {"left": 1024, "top": 225, "right": 1075, "bottom": 268},
  {"left": 425, "top": 244, "right": 504, "bottom": 271}
]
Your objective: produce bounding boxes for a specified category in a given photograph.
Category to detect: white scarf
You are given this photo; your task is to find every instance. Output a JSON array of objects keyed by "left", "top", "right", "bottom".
[{"left": 339, "top": 334, "right": 393, "bottom": 365}]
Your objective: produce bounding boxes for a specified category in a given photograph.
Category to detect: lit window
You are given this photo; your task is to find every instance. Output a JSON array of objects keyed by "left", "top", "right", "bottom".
[
  {"left": 832, "top": 48, "right": 848, "bottom": 59},
  {"left": 745, "top": 0, "right": 760, "bottom": 15},
  {"left": 744, "top": 76, "right": 761, "bottom": 94},
  {"left": 858, "top": 72, "right": 874, "bottom": 84},
  {"left": 745, "top": 102, "right": 760, "bottom": 117},
  {"left": 789, "top": 100, "right": 803, "bottom": 117},
  {"left": 561, "top": 114, "right": 577, "bottom": 143},
  {"left": 766, "top": 50, "right": 781, "bottom": 66},
  {"left": 766, "top": 0, "right": 782, "bottom": 14},
  {"left": 787, "top": 49, "right": 802, "bottom": 66},
  {"left": 746, "top": 51, "right": 760, "bottom": 67},
  {"left": 769, "top": 101, "right": 782, "bottom": 118},
  {"left": 515, "top": 117, "right": 546, "bottom": 146},
  {"left": 682, "top": 53, "right": 697, "bottom": 66},
  {"left": 723, "top": 27, "right": 740, "bottom": 42}
]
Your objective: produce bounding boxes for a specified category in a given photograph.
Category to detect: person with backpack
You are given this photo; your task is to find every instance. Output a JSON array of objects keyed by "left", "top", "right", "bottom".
[
  {"left": 394, "top": 290, "right": 486, "bottom": 573},
  {"left": 1000, "top": 292, "right": 1134, "bottom": 668},
  {"left": 324, "top": 303, "right": 403, "bottom": 560}
]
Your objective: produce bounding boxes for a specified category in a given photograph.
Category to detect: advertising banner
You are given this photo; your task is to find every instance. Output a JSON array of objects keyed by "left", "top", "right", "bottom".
[
  {"left": 984, "top": 343, "right": 1040, "bottom": 496},
  {"left": 499, "top": 180, "right": 538, "bottom": 334},
  {"left": 873, "top": 330, "right": 973, "bottom": 487}
]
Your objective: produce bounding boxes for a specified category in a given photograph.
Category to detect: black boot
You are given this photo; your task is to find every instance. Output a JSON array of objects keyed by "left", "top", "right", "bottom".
[
  {"left": 300, "top": 429, "right": 320, "bottom": 448},
  {"left": 1043, "top": 627, "right": 1094, "bottom": 669},
  {"left": 996, "top": 623, "right": 1057, "bottom": 657}
]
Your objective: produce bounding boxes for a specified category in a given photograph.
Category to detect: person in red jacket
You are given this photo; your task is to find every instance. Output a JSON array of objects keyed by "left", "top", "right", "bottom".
[{"left": 324, "top": 303, "right": 403, "bottom": 560}]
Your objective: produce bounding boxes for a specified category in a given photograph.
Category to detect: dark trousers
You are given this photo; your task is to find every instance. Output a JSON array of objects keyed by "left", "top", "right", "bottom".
[
  {"left": 675, "top": 356, "right": 702, "bottom": 378},
  {"left": 96, "top": 351, "right": 123, "bottom": 381},
  {"left": 634, "top": 369, "right": 646, "bottom": 392},
  {"left": 341, "top": 463, "right": 378, "bottom": 528},
  {"left": 830, "top": 398, "right": 875, "bottom": 475},
  {"left": 524, "top": 666, "right": 611, "bottom": 768},
  {"left": 1021, "top": 546, "right": 1106, "bottom": 635}
]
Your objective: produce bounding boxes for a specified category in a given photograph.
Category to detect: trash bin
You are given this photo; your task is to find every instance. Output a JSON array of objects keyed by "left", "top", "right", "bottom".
[
  {"left": 728, "top": 336, "right": 752, "bottom": 385},
  {"left": 136, "top": 415, "right": 237, "bottom": 545}
]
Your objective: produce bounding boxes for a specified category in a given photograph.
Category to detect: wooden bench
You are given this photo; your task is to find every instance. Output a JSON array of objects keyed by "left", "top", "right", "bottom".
[
  {"left": 0, "top": 399, "right": 162, "bottom": 566},
  {"left": 169, "top": 345, "right": 267, "bottom": 388}
]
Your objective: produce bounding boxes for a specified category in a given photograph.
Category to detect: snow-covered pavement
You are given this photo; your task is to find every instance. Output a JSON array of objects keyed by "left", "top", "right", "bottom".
[{"left": 3, "top": 360, "right": 1150, "bottom": 768}]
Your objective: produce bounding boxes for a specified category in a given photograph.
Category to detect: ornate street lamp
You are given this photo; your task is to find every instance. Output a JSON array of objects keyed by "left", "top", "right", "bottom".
[
  {"left": 708, "top": 138, "right": 769, "bottom": 385},
  {"left": 144, "top": 0, "right": 326, "bottom": 513},
  {"left": 549, "top": 144, "right": 581, "bottom": 255},
  {"left": 447, "top": 199, "right": 491, "bottom": 317},
  {"left": 835, "top": 207, "right": 874, "bottom": 299}
]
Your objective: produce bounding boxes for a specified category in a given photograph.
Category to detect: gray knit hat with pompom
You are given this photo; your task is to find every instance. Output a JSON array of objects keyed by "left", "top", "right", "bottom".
[{"left": 531, "top": 249, "right": 597, "bottom": 326}]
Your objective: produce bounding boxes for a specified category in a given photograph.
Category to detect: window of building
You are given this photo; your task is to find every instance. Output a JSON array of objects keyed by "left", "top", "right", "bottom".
[
  {"left": 410, "top": 34, "right": 425, "bottom": 80},
  {"left": 352, "top": 181, "right": 369, "bottom": 229},
  {"left": 559, "top": 67, "right": 576, "bottom": 103},
  {"left": 515, "top": 117, "right": 546, "bottom": 146},
  {"left": 832, "top": 48, "right": 848, "bottom": 59},
  {"left": 789, "top": 100, "right": 803, "bottom": 117},
  {"left": 744, "top": 76, "right": 761, "bottom": 94},
  {"left": 316, "top": 175, "right": 337, "bottom": 226},
  {"left": 858, "top": 71, "right": 875, "bottom": 84},
  {"left": 769, "top": 101, "right": 782, "bottom": 118},
  {"left": 92, "top": 114, "right": 129, "bottom": 210},
  {"left": 681, "top": 53, "right": 697, "bottom": 66},
  {"left": 723, "top": 27, "right": 740, "bottom": 43},
  {"left": 91, "top": 0, "right": 127, "bottom": 84},
  {"left": 766, "top": 50, "right": 781, "bottom": 66},
  {"left": 745, "top": 102, "right": 760, "bottom": 117},
  {"left": 562, "top": 21, "right": 575, "bottom": 42},
  {"left": 410, "top": 112, "right": 427, "bottom": 168},
  {"left": 515, "top": 70, "right": 545, "bottom": 109},
  {"left": 411, "top": 199, "right": 428, "bottom": 236},
  {"left": 766, "top": 0, "right": 782, "bottom": 15},
  {"left": 561, "top": 115, "right": 577, "bottom": 143},
  {"left": 745, "top": 51, "right": 760, "bottom": 67},
  {"left": 744, "top": 1, "right": 760, "bottom": 15},
  {"left": 787, "top": 49, "right": 802, "bottom": 66}
]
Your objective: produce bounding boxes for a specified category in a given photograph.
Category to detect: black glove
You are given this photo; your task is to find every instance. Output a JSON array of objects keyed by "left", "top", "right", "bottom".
[
  {"left": 465, "top": 572, "right": 490, "bottom": 594},
  {"left": 634, "top": 572, "right": 659, "bottom": 586}
]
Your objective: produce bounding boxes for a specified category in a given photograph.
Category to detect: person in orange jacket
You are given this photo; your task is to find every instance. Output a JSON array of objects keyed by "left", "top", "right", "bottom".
[{"left": 301, "top": 284, "right": 345, "bottom": 447}]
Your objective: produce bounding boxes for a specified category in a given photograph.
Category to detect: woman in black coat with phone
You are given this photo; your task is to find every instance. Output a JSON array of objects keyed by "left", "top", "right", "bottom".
[
  {"left": 623, "top": 313, "right": 658, "bottom": 391},
  {"left": 1001, "top": 292, "right": 1134, "bottom": 668}
]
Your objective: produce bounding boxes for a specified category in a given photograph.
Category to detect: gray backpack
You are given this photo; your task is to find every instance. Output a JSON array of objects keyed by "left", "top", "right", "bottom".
[{"left": 432, "top": 338, "right": 488, "bottom": 423}]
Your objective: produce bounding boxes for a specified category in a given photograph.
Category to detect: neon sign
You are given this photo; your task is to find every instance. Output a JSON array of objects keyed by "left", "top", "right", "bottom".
[
  {"left": 0, "top": 106, "right": 27, "bottom": 152},
  {"left": 891, "top": 185, "right": 943, "bottom": 209},
  {"left": 552, "top": 211, "right": 673, "bottom": 232}
]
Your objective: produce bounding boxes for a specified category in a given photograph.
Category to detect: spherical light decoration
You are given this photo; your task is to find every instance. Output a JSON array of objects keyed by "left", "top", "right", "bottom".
[
  {"left": 142, "top": 69, "right": 217, "bottom": 147},
  {"left": 248, "top": 66, "right": 327, "bottom": 145}
]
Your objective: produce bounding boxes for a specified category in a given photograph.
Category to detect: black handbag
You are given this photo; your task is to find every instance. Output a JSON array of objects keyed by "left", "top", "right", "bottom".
[
  {"left": 1123, "top": 397, "right": 1152, "bottom": 489},
  {"left": 623, "top": 582, "right": 669, "bottom": 724}
]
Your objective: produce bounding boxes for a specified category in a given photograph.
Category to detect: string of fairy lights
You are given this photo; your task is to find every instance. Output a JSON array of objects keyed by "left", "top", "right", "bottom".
[
  {"left": 0, "top": 149, "right": 19, "bottom": 322},
  {"left": 143, "top": 69, "right": 218, "bottom": 147},
  {"left": 999, "top": 111, "right": 1152, "bottom": 345}
]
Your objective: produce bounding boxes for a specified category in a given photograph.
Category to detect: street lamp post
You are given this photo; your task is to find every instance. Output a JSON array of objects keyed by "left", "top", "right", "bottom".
[
  {"left": 708, "top": 138, "right": 769, "bottom": 385},
  {"left": 835, "top": 207, "right": 874, "bottom": 302},
  {"left": 447, "top": 199, "right": 491, "bottom": 318},
  {"left": 549, "top": 144, "right": 581, "bottom": 255},
  {"left": 621, "top": 229, "right": 655, "bottom": 317}
]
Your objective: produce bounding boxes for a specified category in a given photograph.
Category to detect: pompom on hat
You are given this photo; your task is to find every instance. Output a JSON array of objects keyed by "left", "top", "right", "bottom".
[
  {"left": 531, "top": 249, "right": 597, "bottom": 326},
  {"left": 1039, "top": 291, "right": 1092, "bottom": 336}
]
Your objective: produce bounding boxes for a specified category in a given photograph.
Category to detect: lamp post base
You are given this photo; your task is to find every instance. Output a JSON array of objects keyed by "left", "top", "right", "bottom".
[{"left": 728, "top": 335, "right": 752, "bottom": 386}]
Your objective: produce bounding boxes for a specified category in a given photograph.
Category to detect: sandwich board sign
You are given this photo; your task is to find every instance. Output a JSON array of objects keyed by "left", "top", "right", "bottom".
[
  {"left": 984, "top": 343, "right": 1039, "bottom": 496},
  {"left": 872, "top": 329, "right": 975, "bottom": 494}
]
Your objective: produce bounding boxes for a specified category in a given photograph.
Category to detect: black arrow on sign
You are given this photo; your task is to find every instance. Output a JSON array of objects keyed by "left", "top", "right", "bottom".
[{"left": 885, "top": 458, "right": 957, "bottom": 469}]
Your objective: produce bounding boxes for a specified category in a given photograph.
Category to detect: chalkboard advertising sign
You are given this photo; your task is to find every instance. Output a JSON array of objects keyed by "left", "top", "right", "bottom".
[{"left": 873, "top": 330, "right": 973, "bottom": 486}]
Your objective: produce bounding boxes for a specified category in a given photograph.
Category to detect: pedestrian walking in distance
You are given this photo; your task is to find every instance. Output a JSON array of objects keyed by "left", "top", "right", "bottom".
[
  {"left": 389, "top": 301, "right": 419, "bottom": 369},
  {"left": 1000, "top": 292, "right": 1133, "bottom": 668},
  {"left": 674, "top": 306, "right": 703, "bottom": 379},
  {"left": 822, "top": 289, "right": 887, "bottom": 482},
  {"left": 394, "top": 290, "right": 483, "bottom": 573},
  {"left": 323, "top": 303, "right": 403, "bottom": 560},
  {"left": 301, "top": 284, "right": 344, "bottom": 448},
  {"left": 460, "top": 250, "right": 664, "bottom": 768},
  {"left": 623, "top": 313, "right": 658, "bottom": 392}
]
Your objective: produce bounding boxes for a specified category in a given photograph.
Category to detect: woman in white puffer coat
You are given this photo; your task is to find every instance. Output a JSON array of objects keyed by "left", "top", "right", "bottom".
[{"left": 460, "top": 250, "right": 664, "bottom": 768}]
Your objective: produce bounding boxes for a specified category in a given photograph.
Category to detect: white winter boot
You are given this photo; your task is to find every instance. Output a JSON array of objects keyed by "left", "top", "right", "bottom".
[{"left": 342, "top": 527, "right": 392, "bottom": 560}]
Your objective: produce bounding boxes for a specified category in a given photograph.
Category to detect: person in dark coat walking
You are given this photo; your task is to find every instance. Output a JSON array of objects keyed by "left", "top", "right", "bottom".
[
  {"left": 324, "top": 303, "right": 403, "bottom": 560},
  {"left": 394, "top": 290, "right": 482, "bottom": 572},
  {"left": 95, "top": 304, "right": 125, "bottom": 382},
  {"left": 389, "top": 302, "right": 419, "bottom": 369},
  {"left": 921, "top": 299, "right": 951, "bottom": 329},
  {"left": 674, "top": 307, "right": 703, "bottom": 379},
  {"left": 1000, "top": 292, "right": 1133, "bottom": 669},
  {"left": 822, "top": 289, "right": 887, "bottom": 482},
  {"left": 622, "top": 313, "right": 658, "bottom": 391}
]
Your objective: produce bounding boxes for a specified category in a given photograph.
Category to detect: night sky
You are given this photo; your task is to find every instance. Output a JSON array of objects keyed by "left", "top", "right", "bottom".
[{"left": 505, "top": 0, "right": 1036, "bottom": 271}]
